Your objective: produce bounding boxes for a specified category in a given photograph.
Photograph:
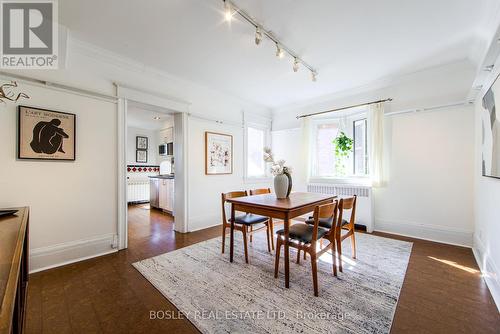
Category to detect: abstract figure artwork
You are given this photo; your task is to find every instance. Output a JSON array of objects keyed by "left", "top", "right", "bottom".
[
  {"left": 0, "top": 81, "right": 29, "bottom": 104},
  {"left": 18, "top": 106, "right": 76, "bottom": 161},
  {"left": 481, "top": 74, "right": 500, "bottom": 179},
  {"left": 205, "top": 131, "right": 232, "bottom": 175}
]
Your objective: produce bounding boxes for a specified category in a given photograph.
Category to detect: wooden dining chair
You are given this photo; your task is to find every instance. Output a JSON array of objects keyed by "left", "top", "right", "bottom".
[
  {"left": 335, "top": 195, "right": 357, "bottom": 272},
  {"left": 249, "top": 188, "right": 274, "bottom": 250},
  {"left": 274, "top": 201, "right": 338, "bottom": 297},
  {"left": 221, "top": 191, "right": 273, "bottom": 263}
]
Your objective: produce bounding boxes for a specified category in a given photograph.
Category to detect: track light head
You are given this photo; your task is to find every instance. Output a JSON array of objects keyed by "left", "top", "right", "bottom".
[
  {"left": 275, "top": 44, "right": 284, "bottom": 58},
  {"left": 224, "top": 1, "right": 233, "bottom": 21},
  {"left": 311, "top": 71, "right": 317, "bottom": 82},
  {"left": 293, "top": 58, "right": 299, "bottom": 72},
  {"left": 255, "top": 27, "right": 263, "bottom": 45}
]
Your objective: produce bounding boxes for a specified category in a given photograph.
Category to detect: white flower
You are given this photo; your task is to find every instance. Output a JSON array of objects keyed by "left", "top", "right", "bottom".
[{"left": 263, "top": 148, "right": 292, "bottom": 176}]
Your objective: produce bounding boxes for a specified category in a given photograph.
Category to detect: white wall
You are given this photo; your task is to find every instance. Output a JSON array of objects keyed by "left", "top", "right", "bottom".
[
  {"left": 127, "top": 126, "right": 158, "bottom": 165},
  {"left": 0, "top": 82, "right": 118, "bottom": 272},
  {"left": 473, "top": 63, "right": 500, "bottom": 309},
  {"left": 187, "top": 116, "right": 272, "bottom": 232},
  {"left": 375, "top": 105, "right": 474, "bottom": 245},
  {"left": 272, "top": 60, "right": 476, "bottom": 246}
]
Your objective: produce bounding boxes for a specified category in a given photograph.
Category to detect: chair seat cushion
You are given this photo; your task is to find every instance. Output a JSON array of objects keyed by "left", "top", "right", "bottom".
[
  {"left": 232, "top": 213, "right": 269, "bottom": 225},
  {"left": 276, "top": 223, "right": 328, "bottom": 243},
  {"left": 305, "top": 216, "right": 334, "bottom": 229}
]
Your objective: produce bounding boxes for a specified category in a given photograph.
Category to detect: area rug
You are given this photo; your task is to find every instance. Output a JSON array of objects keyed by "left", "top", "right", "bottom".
[{"left": 133, "top": 230, "right": 412, "bottom": 334}]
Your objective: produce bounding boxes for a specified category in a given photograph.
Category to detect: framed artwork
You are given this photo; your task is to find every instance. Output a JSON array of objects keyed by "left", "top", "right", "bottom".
[
  {"left": 136, "top": 150, "right": 148, "bottom": 163},
  {"left": 481, "top": 72, "right": 500, "bottom": 179},
  {"left": 18, "top": 105, "right": 76, "bottom": 161},
  {"left": 205, "top": 131, "right": 233, "bottom": 175},
  {"left": 136, "top": 136, "right": 148, "bottom": 150}
]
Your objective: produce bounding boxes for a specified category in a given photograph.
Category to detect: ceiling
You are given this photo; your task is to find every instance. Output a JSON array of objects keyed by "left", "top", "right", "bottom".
[
  {"left": 60, "top": 0, "right": 497, "bottom": 109},
  {"left": 127, "top": 102, "right": 174, "bottom": 130}
]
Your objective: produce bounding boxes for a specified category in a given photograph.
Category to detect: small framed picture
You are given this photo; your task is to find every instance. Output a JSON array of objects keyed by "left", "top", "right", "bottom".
[
  {"left": 136, "top": 136, "right": 148, "bottom": 150},
  {"left": 205, "top": 131, "right": 233, "bottom": 175},
  {"left": 136, "top": 150, "right": 147, "bottom": 163},
  {"left": 18, "top": 105, "right": 76, "bottom": 161}
]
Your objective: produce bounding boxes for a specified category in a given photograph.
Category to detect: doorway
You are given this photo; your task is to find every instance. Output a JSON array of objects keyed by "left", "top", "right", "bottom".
[{"left": 125, "top": 101, "right": 177, "bottom": 249}]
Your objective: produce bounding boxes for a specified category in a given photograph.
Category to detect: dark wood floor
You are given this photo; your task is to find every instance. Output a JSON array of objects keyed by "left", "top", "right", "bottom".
[{"left": 25, "top": 205, "right": 499, "bottom": 333}]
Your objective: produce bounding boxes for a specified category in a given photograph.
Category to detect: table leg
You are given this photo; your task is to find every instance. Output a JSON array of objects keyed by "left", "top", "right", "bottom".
[
  {"left": 284, "top": 215, "right": 290, "bottom": 288},
  {"left": 230, "top": 203, "right": 235, "bottom": 262}
]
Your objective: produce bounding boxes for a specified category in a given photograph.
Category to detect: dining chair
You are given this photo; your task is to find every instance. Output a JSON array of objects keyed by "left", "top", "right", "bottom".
[
  {"left": 334, "top": 195, "right": 357, "bottom": 272},
  {"left": 249, "top": 188, "right": 274, "bottom": 250},
  {"left": 221, "top": 191, "right": 273, "bottom": 263},
  {"left": 274, "top": 201, "right": 338, "bottom": 297}
]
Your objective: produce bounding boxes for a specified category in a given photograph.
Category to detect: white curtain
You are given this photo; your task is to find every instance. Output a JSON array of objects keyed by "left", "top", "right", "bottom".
[
  {"left": 301, "top": 117, "right": 311, "bottom": 182},
  {"left": 368, "top": 103, "right": 385, "bottom": 187}
]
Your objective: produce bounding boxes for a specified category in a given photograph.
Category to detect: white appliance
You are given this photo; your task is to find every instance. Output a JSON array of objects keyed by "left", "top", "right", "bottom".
[{"left": 160, "top": 160, "right": 172, "bottom": 175}]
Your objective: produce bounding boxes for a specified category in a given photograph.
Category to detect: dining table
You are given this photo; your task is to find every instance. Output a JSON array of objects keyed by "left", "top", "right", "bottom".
[{"left": 226, "top": 192, "right": 335, "bottom": 288}]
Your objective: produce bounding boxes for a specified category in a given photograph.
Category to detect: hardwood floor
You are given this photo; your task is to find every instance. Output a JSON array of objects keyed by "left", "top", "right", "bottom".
[{"left": 25, "top": 205, "right": 499, "bottom": 333}]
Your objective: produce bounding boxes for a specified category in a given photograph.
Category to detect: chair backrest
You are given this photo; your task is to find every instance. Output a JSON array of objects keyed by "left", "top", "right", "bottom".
[
  {"left": 311, "top": 201, "right": 338, "bottom": 242},
  {"left": 337, "top": 195, "right": 357, "bottom": 230},
  {"left": 249, "top": 188, "right": 271, "bottom": 195},
  {"left": 221, "top": 191, "right": 248, "bottom": 223}
]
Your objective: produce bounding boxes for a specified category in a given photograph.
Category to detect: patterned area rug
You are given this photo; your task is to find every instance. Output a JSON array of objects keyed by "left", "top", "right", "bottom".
[{"left": 133, "top": 230, "right": 412, "bottom": 334}]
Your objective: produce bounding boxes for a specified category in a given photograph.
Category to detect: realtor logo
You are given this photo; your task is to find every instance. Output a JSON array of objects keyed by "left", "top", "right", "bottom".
[{"left": 1, "top": 0, "right": 58, "bottom": 69}]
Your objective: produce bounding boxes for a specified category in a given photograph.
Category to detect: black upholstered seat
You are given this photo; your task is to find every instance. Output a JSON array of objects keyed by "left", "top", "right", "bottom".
[
  {"left": 305, "top": 217, "right": 349, "bottom": 229},
  {"left": 305, "top": 216, "right": 335, "bottom": 229},
  {"left": 276, "top": 223, "right": 328, "bottom": 244},
  {"left": 231, "top": 213, "right": 269, "bottom": 225}
]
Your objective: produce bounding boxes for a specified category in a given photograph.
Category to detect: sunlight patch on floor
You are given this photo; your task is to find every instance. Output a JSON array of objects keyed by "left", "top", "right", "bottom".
[{"left": 428, "top": 256, "right": 479, "bottom": 274}]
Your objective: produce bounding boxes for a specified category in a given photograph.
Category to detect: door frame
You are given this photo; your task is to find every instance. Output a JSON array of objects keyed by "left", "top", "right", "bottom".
[{"left": 116, "top": 84, "right": 190, "bottom": 250}]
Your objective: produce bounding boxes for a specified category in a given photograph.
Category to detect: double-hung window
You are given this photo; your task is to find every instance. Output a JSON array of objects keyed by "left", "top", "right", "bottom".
[
  {"left": 245, "top": 124, "right": 270, "bottom": 179},
  {"left": 310, "top": 113, "right": 369, "bottom": 179}
]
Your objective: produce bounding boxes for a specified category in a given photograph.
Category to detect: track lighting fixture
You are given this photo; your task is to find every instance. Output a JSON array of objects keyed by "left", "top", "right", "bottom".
[
  {"left": 311, "top": 71, "right": 317, "bottom": 82},
  {"left": 255, "top": 27, "right": 263, "bottom": 45},
  {"left": 224, "top": 1, "right": 233, "bottom": 21},
  {"left": 222, "top": 0, "right": 317, "bottom": 81},
  {"left": 293, "top": 58, "right": 299, "bottom": 72},
  {"left": 275, "top": 44, "right": 284, "bottom": 58}
]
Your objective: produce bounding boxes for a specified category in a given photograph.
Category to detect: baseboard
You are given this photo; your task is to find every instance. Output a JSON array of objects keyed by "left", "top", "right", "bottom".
[
  {"left": 472, "top": 235, "right": 500, "bottom": 311},
  {"left": 375, "top": 219, "right": 473, "bottom": 247},
  {"left": 30, "top": 233, "right": 118, "bottom": 273}
]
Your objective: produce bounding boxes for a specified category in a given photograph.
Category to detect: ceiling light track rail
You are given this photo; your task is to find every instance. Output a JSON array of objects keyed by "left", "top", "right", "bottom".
[{"left": 223, "top": 0, "right": 317, "bottom": 80}]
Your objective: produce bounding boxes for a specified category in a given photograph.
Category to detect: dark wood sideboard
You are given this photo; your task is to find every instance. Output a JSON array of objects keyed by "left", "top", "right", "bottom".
[{"left": 0, "top": 207, "right": 29, "bottom": 334}]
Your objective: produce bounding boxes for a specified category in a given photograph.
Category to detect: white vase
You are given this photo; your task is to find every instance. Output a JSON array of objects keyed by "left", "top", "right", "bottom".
[{"left": 274, "top": 174, "right": 289, "bottom": 199}]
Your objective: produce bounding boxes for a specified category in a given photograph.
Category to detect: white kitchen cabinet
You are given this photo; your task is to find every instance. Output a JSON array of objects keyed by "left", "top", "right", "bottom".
[
  {"left": 158, "top": 178, "right": 174, "bottom": 214},
  {"left": 159, "top": 127, "right": 174, "bottom": 144}
]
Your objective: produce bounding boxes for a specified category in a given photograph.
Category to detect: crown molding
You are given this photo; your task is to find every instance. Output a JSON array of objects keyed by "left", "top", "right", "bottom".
[{"left": 69, "top": 37, "right": 271, "bottom": 113}]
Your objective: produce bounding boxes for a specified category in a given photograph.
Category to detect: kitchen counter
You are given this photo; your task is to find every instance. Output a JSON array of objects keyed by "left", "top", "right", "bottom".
[{"left": 149, "top": 175, "right": 174, "bottom": 179}]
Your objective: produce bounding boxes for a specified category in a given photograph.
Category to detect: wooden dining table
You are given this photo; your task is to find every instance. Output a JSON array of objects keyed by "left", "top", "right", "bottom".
[{"left": 226, "top": 192, "right": 335, "bottom": 288}]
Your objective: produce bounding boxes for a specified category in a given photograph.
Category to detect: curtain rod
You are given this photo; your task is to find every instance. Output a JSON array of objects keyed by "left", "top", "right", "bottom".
[{"left": 296, "top": 98, "right": 393, "bottom": 119}]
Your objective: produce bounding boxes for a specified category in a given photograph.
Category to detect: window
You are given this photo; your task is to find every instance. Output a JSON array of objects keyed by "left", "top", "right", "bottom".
[
  {"left": 246, "top": 126, "right": 267, "bottom": 178},
  {"left": 313, "top": 122, "right": 339, "bottom": 177},
  {"left": 353, "top": 119, "right": 368, "bottom": 175},
  {"left": 311, "top": 116, "right": 368, "bottom": 178}
]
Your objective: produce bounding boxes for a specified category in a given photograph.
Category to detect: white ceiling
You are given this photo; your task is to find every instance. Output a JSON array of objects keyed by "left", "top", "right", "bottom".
[
  {"left": 127, "top": 102, "right": 174, "bottom": 130},
  {"left": 60, "top": 0, "right": 497, "bottom": 109}
]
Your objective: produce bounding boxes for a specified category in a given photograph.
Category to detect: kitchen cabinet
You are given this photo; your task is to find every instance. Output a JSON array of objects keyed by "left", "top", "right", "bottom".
[
  {"left": 159, "top": 127, "right": 174, "bottom": 144},
  {"left": 158, "top": 178, "right": 174, "bottom": 213}
]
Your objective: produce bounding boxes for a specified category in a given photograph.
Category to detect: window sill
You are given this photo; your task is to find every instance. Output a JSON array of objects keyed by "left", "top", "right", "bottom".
[{"left": 308, "top": 177, "right": 372, "bottom": 187}]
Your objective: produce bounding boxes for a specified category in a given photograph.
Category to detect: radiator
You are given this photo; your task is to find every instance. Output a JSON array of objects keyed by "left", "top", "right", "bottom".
[
  {"left": 307, "top": 183, "right": 374, "bottom": 232},
  {"left": 127, "top": 179, "right": 150, "bottom": 203}
]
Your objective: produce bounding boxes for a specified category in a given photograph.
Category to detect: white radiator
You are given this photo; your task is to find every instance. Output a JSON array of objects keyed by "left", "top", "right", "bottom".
[
  {"left": 307, "top": 183, "right": 374, "bottom": 232},
  {"left": 127, "top": 179, "right": 150, "bottom": 203}
]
